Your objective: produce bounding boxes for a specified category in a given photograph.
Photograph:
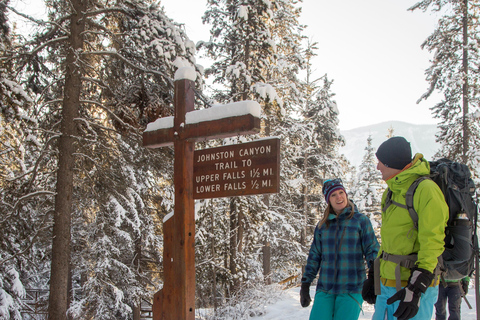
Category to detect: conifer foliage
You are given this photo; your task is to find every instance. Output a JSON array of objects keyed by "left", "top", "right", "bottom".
[
  {"left": 351, "top": 135, "right": 384, "bottom": 234},
  {"left": 195, "top": 0, "right": 347, "bottom": 309},
  {"left": 411, "top": 0, "right": 480, "bottom": 182},
  {"left": 198, "top": 0, "right": 302, "bottom": 301},
  {"left": 1, "top": 0, "right": 200, "bottom": 318},
  {"left": 1, "top": 0, "right": 351, "bottom": 318}
]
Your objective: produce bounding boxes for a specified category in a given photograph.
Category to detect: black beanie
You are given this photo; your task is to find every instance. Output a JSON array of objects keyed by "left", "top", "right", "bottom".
[{"left": 376, "top": 136, "right": 412, "bottom": 170}]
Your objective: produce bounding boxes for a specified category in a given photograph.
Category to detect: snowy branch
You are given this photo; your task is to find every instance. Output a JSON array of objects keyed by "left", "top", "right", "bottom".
[
  {"left": 416, "top": 73, "right": 439, "bottom": 104},
  {"left": 3, "top": 36, "right": 70, "bottom": 62},
  {"left": 83, "top": 6, "right": 131, "bottom": 18},
  {"left": 78, "top": 99, "right": 140, "bottom": 133},
  {"left": 6, "top": 4, "right": 47, "bottom": 25},
  {"left": 0, "top": 212, "right": 52, "bottom": 267},
  {"left": 5, "top": 135, "right": 59, "bottom": 189},
  {"left": 82, "top": 51, "right": 173, "bottom": 87},
  {"left": 12, "top": 191, "right": 56, "bottom": 211}
]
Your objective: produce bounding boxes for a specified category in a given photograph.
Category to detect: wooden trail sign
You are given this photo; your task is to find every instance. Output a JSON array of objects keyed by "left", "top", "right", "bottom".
[
  {"left": 143, "top": 70, "right": 279, "bottom": 320},
  {"left": 194, "top": 138, "right": 280, "bottom": 199}
]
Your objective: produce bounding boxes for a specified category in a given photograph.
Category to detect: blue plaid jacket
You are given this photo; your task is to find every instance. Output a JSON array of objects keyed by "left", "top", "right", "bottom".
[{"left": 302, "top": 205, "right": 379, "bottom": 294}]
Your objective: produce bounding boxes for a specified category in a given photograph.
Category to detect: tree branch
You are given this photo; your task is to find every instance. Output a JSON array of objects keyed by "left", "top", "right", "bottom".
[{"left": 82, "top": 50, "right": 174, "bottom": 87}]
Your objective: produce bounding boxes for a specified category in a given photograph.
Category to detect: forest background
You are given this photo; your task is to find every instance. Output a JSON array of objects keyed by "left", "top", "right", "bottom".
[{"left": 0, "top": 0, "right": 479, "bottom": 319}]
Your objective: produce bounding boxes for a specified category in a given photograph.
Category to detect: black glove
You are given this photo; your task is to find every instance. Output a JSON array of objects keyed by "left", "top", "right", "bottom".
[
  {"left": 362, "top": 263, "right": 376, "bottom": 304},
  {"left": 300, "top": 282, "right": 312, "bottom": 307},
  {"left": 386, "top": 267, "right": 434, "bottom": 320},
  {"left": 461, "top": 279, "right": 469, "bottom": 295}
]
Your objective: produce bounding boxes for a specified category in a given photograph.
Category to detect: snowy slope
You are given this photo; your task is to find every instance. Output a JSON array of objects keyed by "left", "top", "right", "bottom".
[
  {"left": 255, "top": 285, "right": 477, "bottom": 319},
  {"left": 340, "top": 121, "right": 440, "bottom": 168}
]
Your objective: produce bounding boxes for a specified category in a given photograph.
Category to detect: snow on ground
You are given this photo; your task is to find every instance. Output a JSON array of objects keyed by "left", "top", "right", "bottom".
[{"left": 252, "top": 285, "right": 477, "bottom": 319}]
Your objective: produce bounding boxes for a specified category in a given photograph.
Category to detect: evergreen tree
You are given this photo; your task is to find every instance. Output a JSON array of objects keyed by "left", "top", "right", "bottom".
[
  {"left": 198, "top": 0, "right": 308, "bottom": 298},
  {"left": 0, "top": 1, "right": 50, "bottom": 317},
  {"left": 411, "top": 0, "right": 480, "bottom": 182},
  {"left": 352, "top": 135, "right": 384, "bottom": 235},
  {"left": 3, "top": 0, "right": 201, "bottom": 318}
]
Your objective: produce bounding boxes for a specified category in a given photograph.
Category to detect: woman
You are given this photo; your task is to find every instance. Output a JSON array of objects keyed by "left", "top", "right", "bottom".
[{"left": 300, "top": 178, "right": 379, "bottom": 320}]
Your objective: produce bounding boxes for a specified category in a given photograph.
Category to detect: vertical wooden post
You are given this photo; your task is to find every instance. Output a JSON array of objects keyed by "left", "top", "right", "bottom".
[
  {"left": 173, "top": 79, "right": 195, "bottom": 319},
  {"left": 155, "top": 217, "right": 174, "bottom": 320}
]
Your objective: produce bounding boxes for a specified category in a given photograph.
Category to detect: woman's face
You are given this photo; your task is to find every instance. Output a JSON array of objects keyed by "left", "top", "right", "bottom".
[{"left": 329, "top": 189, "right": 348, "bottom": 214}]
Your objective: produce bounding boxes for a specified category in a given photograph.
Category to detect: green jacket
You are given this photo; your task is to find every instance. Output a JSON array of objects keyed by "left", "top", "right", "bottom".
[{"left": 379, "top": 154, "right": 448, "bottom": 281}]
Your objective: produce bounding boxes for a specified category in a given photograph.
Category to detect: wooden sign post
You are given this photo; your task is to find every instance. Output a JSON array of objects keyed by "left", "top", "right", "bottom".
[{"left": 143, "top": 74, "right": 279, "bottom": 320}]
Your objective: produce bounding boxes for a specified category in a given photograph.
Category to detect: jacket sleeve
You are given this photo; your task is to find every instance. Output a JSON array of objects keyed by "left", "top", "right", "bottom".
[
  {"left": 360, "top": 215, "right": 380, "bottom": 268},
  {"left": 415, "top": 179, "right": 449, "bottom": 272},
  {"left": 302, "top": 226, "right": 322, "bottom": 283}
]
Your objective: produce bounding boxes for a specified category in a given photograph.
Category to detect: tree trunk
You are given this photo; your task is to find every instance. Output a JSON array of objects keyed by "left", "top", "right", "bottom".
[
  {"left": 48, "top": 0, "right": 86, "bottom": 318},
  {"left": 211, "top": 206, "right": 217, "bottom": 311},
  {"left": 300, "top": 150, "right": 309, "bottom": 247},
  {"left": 262, "top": 240, "right": 272, "bottom": 285},
  {"left": 262, "top": 121, "right": 272, "bottom": 284},
  {"left": 229, "top": 199, "right": 240, "bottom": 294},
  {"left": 133, "top": 238, "right": 142, "bottom": 320},
  {"left": 462, "top": 0, "right": 469, "bottom": 163}
]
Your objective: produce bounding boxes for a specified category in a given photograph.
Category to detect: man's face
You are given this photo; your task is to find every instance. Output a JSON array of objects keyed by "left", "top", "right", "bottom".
[{"left": 376, "top": 160, "right": 400, "bottom": 181}]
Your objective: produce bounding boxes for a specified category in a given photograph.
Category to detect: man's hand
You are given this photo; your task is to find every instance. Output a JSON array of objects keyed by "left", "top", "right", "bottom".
[
  {"left": 362, "top": 263, "right": 376, "bottom": 304},
  {"left": 300, "top": 282, "right": 312, "bottom": 307},
  {"left": 386, "top": 267, "right": 434, "bottom": 320}
]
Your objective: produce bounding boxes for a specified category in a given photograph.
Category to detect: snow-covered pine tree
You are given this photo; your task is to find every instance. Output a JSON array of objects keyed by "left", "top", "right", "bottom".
[
  {"left": 0, "top": 3, "right": 44, "bottom": 316},
  {"left": 411, "top": 0, "right": 480, "bottom": 184},
  {"left": 302, "top": 76, "right": 345, "bottom": 181},
  {"left": 351, "top": 135, "right": 384, "bottom": 235},
  {"left": 198, "top": 0, "right": 307, "bottom": 300},
  {"left": 3, "top": 0, "right": 201, "bottom": 318},
  {"left": 292, "top": 73, "right": 347, "bottom": 267}
]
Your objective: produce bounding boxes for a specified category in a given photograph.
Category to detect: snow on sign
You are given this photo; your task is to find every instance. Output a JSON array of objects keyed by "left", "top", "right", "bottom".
[
  {"left": 143, "top": 100, "right": 261, "bottom": 148},
  {"left": 194, "top": 138, "right": 280, "bottom": 199}
]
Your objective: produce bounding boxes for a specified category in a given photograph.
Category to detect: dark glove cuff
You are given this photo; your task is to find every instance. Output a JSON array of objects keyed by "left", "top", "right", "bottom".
[
  {"left": 409, "top": 267, "right": 434, "bottom": 294},
  {"left": 367, "top": 265, "right": 374, "bottom": 278},
  {"left": 301, "top": 282, "right": 311, "bottom": 289}
]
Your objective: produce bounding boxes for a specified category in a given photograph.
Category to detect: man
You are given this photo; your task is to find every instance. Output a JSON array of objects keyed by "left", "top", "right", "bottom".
[
  {"left": 435, "top": 277, "right": 469, "bottom": 320},
  {"left": 362, "top": 136, "right": 448, "bottom": 320}
]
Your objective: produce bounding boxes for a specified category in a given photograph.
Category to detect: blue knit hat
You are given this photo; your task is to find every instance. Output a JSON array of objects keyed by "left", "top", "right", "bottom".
[{"left": 322, "top": 179, "right": 346, "bottom": 204}]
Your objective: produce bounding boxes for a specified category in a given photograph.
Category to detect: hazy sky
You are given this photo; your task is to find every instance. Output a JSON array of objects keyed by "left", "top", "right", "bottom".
[{"left": 160, "top": 0, "right": 443, "bottom": 131}]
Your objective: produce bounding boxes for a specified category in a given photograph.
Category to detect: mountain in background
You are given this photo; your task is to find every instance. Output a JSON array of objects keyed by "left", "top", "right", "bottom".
[{"left": 340, "top": 121, "right": 440, "bottom": 168}]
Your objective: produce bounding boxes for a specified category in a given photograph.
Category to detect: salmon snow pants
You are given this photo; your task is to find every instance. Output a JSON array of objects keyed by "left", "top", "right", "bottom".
[{"left": 309, "top": 291, "right": 363, "bottom": 320}]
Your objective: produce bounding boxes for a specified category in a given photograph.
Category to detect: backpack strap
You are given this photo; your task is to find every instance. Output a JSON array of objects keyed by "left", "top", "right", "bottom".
[
  {"left": 404, "top": 176, "right": 431, "bottom": 229},
  {"left": 382, "top": 176, "right": 431, "bottom": 230},
  {"left": 374, "top": 251, "right": 418, "bottom": 294},
  {"left": 374, "top": 251, "right": 442, "bottom": 294}
]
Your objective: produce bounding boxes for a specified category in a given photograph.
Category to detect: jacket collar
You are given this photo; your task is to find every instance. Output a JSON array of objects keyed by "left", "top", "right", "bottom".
[
  {"left": 327, "top": 204, "right": 357, "bottom": 221},
  {"left": 386, "top": 153, "right": 430, "bottom": 194}
]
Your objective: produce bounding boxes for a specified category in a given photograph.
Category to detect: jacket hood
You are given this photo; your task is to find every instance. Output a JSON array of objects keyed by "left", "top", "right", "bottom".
[{"left": 386, "top": 153, "right": 430, "bottom": 195}]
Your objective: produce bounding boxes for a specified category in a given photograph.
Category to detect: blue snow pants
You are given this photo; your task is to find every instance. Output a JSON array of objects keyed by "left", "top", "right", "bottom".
[
  {"left": 372, "top": 282, "right": 438, "bottom": 320},
  {"left": 309, "top": 291, "right": 363, "bottom": 320}
]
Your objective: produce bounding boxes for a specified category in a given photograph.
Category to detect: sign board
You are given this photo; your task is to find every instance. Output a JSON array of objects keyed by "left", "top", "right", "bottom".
[{"left": 194, "top": 138, "right": 280, "bottom": 199}]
